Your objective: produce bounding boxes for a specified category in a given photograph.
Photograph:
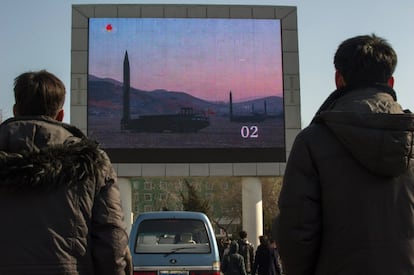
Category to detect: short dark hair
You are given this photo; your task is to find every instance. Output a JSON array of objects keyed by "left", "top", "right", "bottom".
[
  {"left": 333, "top": 34, "right": 397, "bottom": 85},
  {"left": 14, "top": 70, "right": 66, "bottom": 117},
  {"left": 239, "top": 230, "right": 247, "bottom": 239},
  {"left": 259, "top": 235, "right": 267, "bottom": 244}
]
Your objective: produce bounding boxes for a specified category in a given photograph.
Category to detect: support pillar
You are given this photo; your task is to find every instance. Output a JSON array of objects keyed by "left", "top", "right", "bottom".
[{"left": 241, "top": 177, "right": 263, "bottom": 247}]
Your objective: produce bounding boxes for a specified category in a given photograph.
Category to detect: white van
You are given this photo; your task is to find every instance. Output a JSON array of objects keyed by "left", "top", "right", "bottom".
[{"left": 129, "top": 211, "right": 221, "bottom": 275}]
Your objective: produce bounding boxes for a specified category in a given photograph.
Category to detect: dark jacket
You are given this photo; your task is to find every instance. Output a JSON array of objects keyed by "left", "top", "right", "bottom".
[
  {"left": 252, "top": 243, "right": 282, "bottom": 275},
  {"left": 0, "top": 116, "right": 130, "bottom": 274},
  {"left": 277, "top": 84, "right": 414, "bottom": 275},
  {"left": 222, "top": 241, "right": 248, "bottom": 275},
  {"left": 238, "top": 238, "right": 254, "bottom": 273}
]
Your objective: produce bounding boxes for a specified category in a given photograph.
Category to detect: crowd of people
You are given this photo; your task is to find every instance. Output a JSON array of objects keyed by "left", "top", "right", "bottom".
[{"left": 219, "top": 231, "right": 283, "bottom": 275}]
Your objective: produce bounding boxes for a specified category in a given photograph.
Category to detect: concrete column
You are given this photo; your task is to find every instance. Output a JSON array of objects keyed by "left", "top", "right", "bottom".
[
  {"left": 242, "top": 177, "right": 263, "bottom": 247},
  {"left": 118, "top": 177, "right": 132, "bottom": 236}
]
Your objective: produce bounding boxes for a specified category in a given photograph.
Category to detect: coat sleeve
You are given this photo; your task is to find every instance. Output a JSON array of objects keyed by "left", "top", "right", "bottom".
[
  {"left": 251, "top": 250, "right": 259, "bottom": 275},
  {"left": 91, "top": 152, "right": 130, "bottom": 275},
  {"left": 240, "top": 256, "right": 247, "bottom": 275},
  {"left": 274, "top": 250, "right": 282, "bottom": 275},
  {"left": 277, "top": 130, "right": 322, "bottom": 275},
  {"left": 249, "top": 244, "right": 254, "bottom": 270},
  {"left": 221, "top": 255, "right": 229, "bottom": 273}
]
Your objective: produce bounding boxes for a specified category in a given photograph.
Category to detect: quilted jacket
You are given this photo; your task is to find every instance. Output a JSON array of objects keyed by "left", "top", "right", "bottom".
[{"left": 278, "top": 84, "right": 414, "bottom": 275}]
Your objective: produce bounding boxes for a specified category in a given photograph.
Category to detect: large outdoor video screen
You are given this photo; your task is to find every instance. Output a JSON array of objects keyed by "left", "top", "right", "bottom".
[{"left": 87, "top": 17, "right": 285, "bottom": 163}]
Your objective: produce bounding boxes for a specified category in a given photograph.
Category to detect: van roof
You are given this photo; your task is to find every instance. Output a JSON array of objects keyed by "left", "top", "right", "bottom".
[{"left": 136, "top": 211, "right": 209, "bottom": 221}]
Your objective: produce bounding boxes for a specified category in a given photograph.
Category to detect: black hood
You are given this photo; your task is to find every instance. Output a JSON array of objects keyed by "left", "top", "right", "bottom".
[
  {"left": 318, "top": 111, "right": 414, "bottom": 177},
  {"left": 229, "top": 241, "right": 239, "bottom": 254},
  {"left": 313, "top": 84, "right": 414, "bottom": 177}
]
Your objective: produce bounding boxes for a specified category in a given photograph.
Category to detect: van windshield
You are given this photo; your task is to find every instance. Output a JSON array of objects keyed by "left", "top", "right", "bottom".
[{"left": 134, "top": 218, "right": 211, "bottom": 254}]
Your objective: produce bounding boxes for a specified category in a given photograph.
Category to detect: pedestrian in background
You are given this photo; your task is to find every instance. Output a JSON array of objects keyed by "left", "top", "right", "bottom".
[
  {"left": 269, "top": 239, "right": 282, "bottom": 275},
  {"left": 277, "top": 34, "right": 414, "bottom": 275},
  {"left": 252, "top": 236, "right": 282, "bottom": 275},
  {"left": 222, "top": 241, "right": 247, "bottom": 275},
  {"left": 237, "top": 230, "right": 255, "bottom": 274}
]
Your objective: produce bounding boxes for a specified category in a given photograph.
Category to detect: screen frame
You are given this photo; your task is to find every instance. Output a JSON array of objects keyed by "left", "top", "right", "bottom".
[{"left": 71, "top": 4, "right": 300, "bottom": 168}]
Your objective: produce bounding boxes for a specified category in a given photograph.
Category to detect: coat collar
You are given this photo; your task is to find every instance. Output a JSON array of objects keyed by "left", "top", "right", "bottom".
[{"left": 311, "top": 83, "right": 397, "bottom": 124}]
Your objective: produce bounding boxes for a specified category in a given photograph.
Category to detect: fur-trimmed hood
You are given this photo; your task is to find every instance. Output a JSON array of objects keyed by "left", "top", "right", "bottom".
[
  {"left": 0, "top": 116, "right": 128, "bottom": 275},
  {"left": 0, "top": 116, "right": 111, "bottom": 191},
  {"left": 0, "top": 138, "right": 107, "bottom": 191}
]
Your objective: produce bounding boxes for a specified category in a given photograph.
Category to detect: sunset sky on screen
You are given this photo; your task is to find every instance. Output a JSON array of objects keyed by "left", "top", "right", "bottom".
[{"left": 88, "top": 18, "right": 283, "bottom": 103}]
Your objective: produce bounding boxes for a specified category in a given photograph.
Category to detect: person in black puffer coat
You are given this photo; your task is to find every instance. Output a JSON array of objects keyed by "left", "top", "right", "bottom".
[
  {"left": 0, "top": 70, "right": 131, "bottom": 275},
  {"left": 277, "top": 34, "right": 414, "bottom": 275},
  {"left": 252, "top": 236, "right": 282, "bottom": 275}
]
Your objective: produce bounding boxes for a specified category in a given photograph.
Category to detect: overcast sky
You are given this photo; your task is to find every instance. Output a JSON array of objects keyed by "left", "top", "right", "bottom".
[{"left": 1, "top": 0, "right": 413, "bottom": 127}]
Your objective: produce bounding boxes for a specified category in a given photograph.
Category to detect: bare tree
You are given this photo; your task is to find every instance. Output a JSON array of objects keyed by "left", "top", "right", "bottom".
[
  {"left": 261, "top": 177, "right": 283, "bottom": 237},
  {"left": 180, "top": 179, "right": 211, "bottom": 215}
]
